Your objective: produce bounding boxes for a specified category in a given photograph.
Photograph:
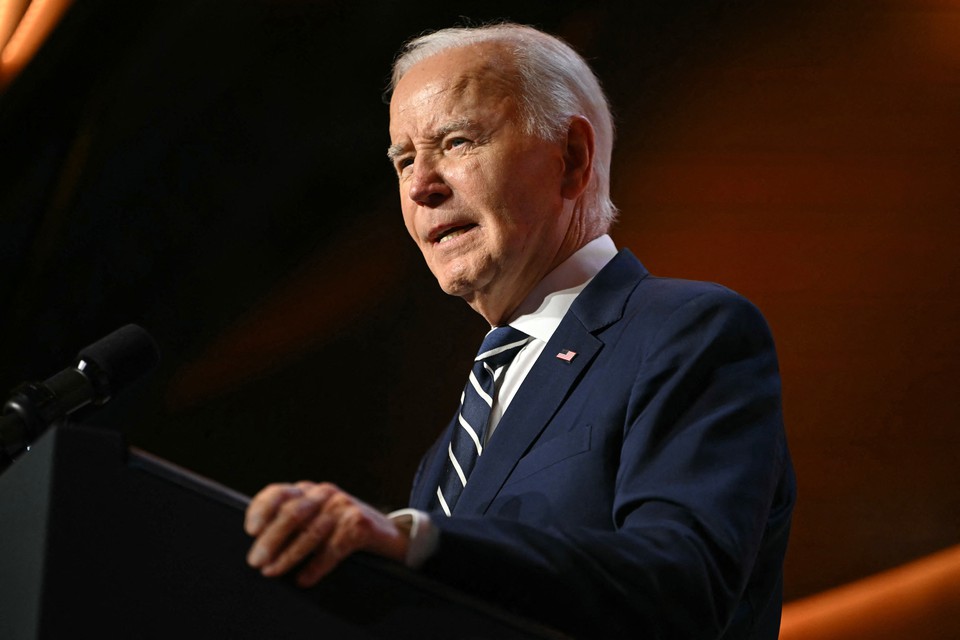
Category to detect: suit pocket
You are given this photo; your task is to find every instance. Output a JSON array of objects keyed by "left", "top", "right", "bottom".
[{"left": 507, "top": 424, "right": 593, "bottom": 484}]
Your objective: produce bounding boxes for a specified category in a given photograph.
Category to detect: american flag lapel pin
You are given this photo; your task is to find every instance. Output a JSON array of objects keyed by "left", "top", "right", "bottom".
[{"left": 556, "top": 349, "right": 577, "bottom": 362}]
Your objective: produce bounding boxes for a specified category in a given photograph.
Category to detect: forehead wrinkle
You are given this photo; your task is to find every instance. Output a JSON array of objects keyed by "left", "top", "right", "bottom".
[
  {"left": 387, "top": 115, "right": 480, "bottom": 162},
  {"left": 387, "top": 46, "right": 518, "bottom": 162},
  {"left": 434, "top": 117, "right": 478, "bottom": 139},
  {"left": 387, "top": 82, "right": 453, "bottom": 161}
]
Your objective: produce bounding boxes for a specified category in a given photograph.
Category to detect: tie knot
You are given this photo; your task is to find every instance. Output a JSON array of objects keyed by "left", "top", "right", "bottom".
[{"left": 475, "top": 326, "right": 530, "bottom": 369}]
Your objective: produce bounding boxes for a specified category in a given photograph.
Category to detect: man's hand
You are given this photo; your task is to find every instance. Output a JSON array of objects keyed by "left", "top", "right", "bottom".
[{"left": 244, "top": 481, "right": 410, "bottom": 587}]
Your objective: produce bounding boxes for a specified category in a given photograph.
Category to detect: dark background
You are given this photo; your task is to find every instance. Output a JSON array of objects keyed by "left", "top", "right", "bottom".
[{"left": 1, "top": 0, "right": 958, "bottom": 603}]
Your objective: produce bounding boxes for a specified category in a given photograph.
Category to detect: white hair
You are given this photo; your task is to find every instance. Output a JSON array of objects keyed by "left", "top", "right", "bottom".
[{"left": 391, "top": 23, "right": 618, "bottom": 230}]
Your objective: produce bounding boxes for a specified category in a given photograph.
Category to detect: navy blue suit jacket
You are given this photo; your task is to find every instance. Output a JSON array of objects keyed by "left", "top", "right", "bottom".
[{"left": 409, "top": 250, "right": 795, "bottom": 639}]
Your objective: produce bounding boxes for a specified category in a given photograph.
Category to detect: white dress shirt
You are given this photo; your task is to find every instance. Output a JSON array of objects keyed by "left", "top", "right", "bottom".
[{"left": 488, "top": 234, "right": 618, "bottom": 440}]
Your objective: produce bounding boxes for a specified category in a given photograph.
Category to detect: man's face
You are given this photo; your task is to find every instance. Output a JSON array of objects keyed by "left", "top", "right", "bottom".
[{"left": 388, "top": 44, "right": 579, "bottom": 325}]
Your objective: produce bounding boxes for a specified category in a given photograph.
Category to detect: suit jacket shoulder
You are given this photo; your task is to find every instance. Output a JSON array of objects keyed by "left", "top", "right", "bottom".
[{"left": 414, "top": 249, "right": 795, "bottom": 640}]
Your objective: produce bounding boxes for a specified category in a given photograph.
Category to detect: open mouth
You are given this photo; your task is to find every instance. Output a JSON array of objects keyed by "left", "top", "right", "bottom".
[{"left": 435, "top": 223, "right": 478, "bottom": 244}]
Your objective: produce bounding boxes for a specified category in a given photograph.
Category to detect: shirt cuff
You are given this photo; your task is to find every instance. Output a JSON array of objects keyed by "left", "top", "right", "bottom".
[{"left": 387, "top": 508, "right": 439, "bottom": 569}]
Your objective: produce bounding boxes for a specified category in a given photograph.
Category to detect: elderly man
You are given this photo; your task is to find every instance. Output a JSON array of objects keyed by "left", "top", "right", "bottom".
[{"left": 245, "top": 23, "right": 795, "bottom": 639}]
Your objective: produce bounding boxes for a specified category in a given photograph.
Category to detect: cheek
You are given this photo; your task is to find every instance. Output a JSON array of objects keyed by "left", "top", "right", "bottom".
[
  {"left": 486, "top": 158, "right": 550, "bottom": 214},
  {"left": 400, "top": 200, "right": 418, "bottom": 240},
  {"left": 441, "top": 161, "right": 477, "bottom": 198}
]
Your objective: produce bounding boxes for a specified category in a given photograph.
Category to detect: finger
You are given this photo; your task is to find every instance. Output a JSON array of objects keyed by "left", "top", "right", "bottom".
[
  {"left": 262, "top": 509, "right": 337, "bottom": 578},
  {"left": 295, "top": 539, "right": 347, "bottom": 587},
  {"left": 247, "top": 493, "right": 322, "bottom": 568},
  {"left": 244, "top": 483, "right": 303, "bottom": 536},
  {"left": 247, "top": 483, "right": 340, "bottom": 571},
  {"left": 295, "top": 495, "right": 404, "bottom": 586}
]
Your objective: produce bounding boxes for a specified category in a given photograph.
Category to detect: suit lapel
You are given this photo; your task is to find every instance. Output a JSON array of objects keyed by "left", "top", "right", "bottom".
[
  {"left": 454, "top": 319, "right": 601, "bottom": 514},
  {"left": 454, "top": 250, "right": 648, "bottom": 515}
]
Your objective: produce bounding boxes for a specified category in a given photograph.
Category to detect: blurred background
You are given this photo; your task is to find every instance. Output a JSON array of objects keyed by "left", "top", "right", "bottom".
[{"left": 2, "top": 0, "right": 958, "bottom": 625}]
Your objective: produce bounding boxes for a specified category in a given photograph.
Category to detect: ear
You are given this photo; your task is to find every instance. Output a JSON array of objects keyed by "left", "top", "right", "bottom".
[{"left": 560, "top": 115, "right": 595, "bottom": 201}]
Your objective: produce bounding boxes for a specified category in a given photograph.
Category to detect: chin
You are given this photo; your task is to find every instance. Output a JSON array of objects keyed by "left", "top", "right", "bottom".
[
  {"left": 431, "top": 261, "right": 474, "bottom": 296},
  {"left": 437, "top": 277, "right": 475, "bottom": 299}
]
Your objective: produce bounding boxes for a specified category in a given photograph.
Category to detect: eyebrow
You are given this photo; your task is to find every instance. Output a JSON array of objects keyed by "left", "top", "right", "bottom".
[
  {"left": 386, "top": 117, "right": 478, "bottom": 162},
  {"left": 386, "top": 142, "right": 406, "bottom": 162}
]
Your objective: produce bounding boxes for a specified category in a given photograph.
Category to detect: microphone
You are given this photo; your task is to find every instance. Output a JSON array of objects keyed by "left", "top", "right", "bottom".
[{"left": 0, "top": 324, "right": 160, "bottom": 463}]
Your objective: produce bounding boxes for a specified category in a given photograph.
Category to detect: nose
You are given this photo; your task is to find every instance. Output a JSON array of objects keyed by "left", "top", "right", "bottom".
[{"left": 408, "top": 157, "right": 452, "bottom": 208}]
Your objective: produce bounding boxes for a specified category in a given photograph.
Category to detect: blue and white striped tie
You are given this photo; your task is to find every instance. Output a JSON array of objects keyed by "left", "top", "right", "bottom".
[{"left": 435, "top": 326, "right": 531, "bottom": 516}]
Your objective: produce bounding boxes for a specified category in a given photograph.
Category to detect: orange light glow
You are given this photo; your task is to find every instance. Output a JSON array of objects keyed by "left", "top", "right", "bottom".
[
  {"left": 0, "top": 1, "right": 32, "bottom": 53},
  {"left": 780, "top": 544, "right": 960, "bottom": 640},
  {"left": 0, "top": 0, "right": 73, "bottom": 89}
]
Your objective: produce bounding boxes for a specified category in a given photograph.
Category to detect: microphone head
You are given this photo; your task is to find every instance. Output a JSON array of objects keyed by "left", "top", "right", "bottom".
[{"left": 76, "top": 324, "right": 161, "bottom": 401}]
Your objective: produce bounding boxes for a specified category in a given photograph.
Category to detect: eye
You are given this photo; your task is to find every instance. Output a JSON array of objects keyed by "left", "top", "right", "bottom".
[
  {"left": 447, "top": 137, "right": 470, "bottom": 150},
  {"left": 395, "top": 156, "right": 414, "bottom": 175}
]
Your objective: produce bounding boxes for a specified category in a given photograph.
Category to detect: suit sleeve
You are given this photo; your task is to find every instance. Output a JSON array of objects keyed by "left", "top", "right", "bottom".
[{"left": 416, "top": 287, "right": 795, "bottom": 639}]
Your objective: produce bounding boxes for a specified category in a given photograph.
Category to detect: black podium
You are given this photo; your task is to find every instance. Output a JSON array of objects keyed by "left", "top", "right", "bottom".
[{"left": 0, "top": 426, "right": 567, "bottom": 639}]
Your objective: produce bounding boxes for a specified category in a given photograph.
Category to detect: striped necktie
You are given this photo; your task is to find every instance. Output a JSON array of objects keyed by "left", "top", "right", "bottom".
[{"left": 435, "top": 325, "right": 531, "bottom": 516}]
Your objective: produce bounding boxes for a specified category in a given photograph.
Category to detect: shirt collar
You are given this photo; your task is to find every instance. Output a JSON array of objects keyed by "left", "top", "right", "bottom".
[{"left": 506, "top": 234, "right": 617, "bottom": 344}]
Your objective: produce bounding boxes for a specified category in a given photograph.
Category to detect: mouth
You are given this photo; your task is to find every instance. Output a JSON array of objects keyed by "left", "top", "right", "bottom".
[{"left": 432, "top": 223, "right": 478, "bottom": 245}]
